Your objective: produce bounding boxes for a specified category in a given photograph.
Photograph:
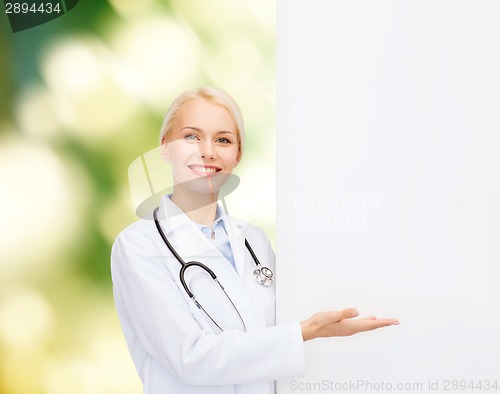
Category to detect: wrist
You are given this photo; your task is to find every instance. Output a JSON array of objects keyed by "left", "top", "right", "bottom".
[{"left": 300, "top": 318, "right": 316, "bottom": 342}]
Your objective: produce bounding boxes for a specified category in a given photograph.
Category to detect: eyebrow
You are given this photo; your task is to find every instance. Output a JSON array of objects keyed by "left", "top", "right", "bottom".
[{"left": 181, "top": 127, "right": 236, "bottom": 135}]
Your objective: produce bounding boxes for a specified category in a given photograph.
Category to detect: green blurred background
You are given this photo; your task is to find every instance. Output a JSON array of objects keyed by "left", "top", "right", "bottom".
[{"left": 0, "top": 1, "right": 275, "bottom": 392}]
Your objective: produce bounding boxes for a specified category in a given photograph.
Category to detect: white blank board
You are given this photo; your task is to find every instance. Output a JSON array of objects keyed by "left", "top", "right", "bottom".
[{"left": 276, "top": 1, "right": 500, "bottom": 392}]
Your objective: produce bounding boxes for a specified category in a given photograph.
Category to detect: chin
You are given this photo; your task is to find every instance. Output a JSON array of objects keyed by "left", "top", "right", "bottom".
[{"left": 179, "top": 172, "right": 232, "bottom": 196}]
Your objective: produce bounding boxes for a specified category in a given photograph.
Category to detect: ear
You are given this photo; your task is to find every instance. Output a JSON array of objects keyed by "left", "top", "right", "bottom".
[
  {"left": 160, "top": 142, "right": 171, "bottom": 163},
  {"left": 234, "top": 152, "right": 241, "bottom": 167}
]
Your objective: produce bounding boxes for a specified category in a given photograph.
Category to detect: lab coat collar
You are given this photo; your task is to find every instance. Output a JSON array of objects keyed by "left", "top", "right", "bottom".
[
  {"left": 156, "top": 194, "right": 197, "bottom": 235},
  {"left": 157, "top": 195, "right": 244, "bottom": 232},
  {"left": 156, "top": 194, "right": 248, "bottom": 275}
]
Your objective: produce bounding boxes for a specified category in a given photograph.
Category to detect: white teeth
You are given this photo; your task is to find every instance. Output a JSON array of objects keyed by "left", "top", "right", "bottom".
[{"left": 191, "top": 166, "right": 218, "bottom": 173}]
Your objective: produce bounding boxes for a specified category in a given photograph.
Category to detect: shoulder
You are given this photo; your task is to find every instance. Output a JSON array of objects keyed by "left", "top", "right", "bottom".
[
  {"left": 114, "top": 218, "right": 155, "bottom": 242},
  {"left": 111, "top": 218, "right": 159, "bottom": 260}
]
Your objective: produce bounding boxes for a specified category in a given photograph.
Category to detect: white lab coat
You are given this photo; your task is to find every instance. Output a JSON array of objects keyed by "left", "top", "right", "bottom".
[{"left": 111, "top": 195, "right": 305, "bottom": 394}]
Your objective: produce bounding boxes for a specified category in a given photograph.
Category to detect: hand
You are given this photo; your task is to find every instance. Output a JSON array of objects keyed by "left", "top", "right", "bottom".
[{"left": 300, "top": 308, "right": 399, "bottom": 341}]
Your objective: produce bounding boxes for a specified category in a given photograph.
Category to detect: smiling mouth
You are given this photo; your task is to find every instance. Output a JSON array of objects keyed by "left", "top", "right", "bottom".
[{"left": 188, "top": 165, "right": 222, "bottom": 176}]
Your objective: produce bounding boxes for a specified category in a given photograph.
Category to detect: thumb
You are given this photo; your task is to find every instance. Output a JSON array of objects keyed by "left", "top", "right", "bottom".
[
  {"left": 341, "top": 308, "right": 359, "bottom": 319},
  {"left": 325, "top": 308, "right": 359, "bottom": 323}
]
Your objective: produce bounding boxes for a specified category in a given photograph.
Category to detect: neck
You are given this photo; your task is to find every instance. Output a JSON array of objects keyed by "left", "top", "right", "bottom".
[{"left": 171, "top": 185, "right": 219, "bottom": 227}]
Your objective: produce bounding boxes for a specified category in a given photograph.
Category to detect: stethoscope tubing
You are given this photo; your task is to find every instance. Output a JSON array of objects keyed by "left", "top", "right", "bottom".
[
  {"left": 153, "top": 206, "right": 273, "bottom": 331},
  {"left": 153, "top": 211, "right": 216, "bottom": 297}
]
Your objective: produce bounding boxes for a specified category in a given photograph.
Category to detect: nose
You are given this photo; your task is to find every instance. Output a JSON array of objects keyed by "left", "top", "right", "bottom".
[{"left": 199, "top": 140, "right": 217, "bottom": 160}]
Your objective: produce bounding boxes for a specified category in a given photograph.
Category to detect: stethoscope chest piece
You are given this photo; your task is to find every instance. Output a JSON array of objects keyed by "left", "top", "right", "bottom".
[{"left": 253, "top": 266, "right": 273, "bottom": 287}]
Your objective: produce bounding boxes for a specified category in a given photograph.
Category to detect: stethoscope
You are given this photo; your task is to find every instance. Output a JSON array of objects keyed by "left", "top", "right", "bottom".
[{"left": 153, "top": 207, "right": 274, "bottom": 331}]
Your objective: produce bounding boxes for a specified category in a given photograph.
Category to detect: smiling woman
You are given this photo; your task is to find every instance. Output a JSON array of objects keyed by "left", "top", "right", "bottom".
[{"left": 110, "top": 87, "right": 399, "bottom": 394}]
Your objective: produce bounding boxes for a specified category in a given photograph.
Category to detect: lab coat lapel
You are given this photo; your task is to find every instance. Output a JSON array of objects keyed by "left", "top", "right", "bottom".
[
  {"left": 157, "top": 196, "right": 220, "bottom": 260},
  {"left": 221, "top": 210, "right": 247, "bottom": 277},
  {"left": 218, "top": 208, "right": 261, "bottom": 330}
]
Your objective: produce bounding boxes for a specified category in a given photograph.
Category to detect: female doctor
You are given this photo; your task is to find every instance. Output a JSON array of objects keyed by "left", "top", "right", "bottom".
[{"left": 111, "top": 87, "right": 399, "bottom": 394}]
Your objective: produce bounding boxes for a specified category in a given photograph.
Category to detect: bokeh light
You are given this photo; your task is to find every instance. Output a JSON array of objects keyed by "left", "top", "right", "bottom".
[
  {"left": 110, "top": 15, "right": 201, "bottom": 111},
  {"left": 0, "top": 137, "right": 87, "bottom": 277},
  {"left": 0, "top": 286, "right": 55, "bottom": 351},
  {"left": 40, "top": 35, "right": 139, "bottom": 138},
  {"left": 15, "top": 85, "right": 60, "bottom": 137}
]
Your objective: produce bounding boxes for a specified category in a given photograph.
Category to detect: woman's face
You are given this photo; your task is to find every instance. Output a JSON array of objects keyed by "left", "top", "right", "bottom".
[{"left": 161, "top": 98, "right": 240, "bottom": 196}]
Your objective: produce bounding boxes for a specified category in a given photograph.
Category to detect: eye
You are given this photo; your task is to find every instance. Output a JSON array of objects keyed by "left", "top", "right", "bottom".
[
  {"left": 215, "top": 137, "right": 233, "bottom": 144},
  {"left": 184, "top": 134, "right": 199, "bottom": 142}
]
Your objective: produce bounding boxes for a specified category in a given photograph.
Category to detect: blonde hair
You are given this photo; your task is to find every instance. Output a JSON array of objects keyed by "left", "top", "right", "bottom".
[{"left": 159, "top": 87, "right": 245, "bottom": 158}]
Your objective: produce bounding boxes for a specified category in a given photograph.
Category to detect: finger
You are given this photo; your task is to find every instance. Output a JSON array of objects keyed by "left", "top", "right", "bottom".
[{"left": 355, "top": 317, "right": 399, "bottom": 333}]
